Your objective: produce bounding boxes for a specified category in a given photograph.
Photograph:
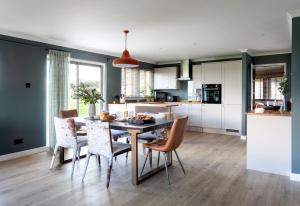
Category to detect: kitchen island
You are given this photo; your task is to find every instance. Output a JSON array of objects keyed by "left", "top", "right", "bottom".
[
  {"left": 247, "top": 110, "right": 291, "bottom": 176},
  {"left": 108, "top": 102, "right": 182, "bottom": 119}
]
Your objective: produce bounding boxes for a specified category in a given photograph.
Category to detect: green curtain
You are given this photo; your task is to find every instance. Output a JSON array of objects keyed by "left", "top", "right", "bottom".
[{"left": 48, "top": 50, "right": 70, "bottom": 150}]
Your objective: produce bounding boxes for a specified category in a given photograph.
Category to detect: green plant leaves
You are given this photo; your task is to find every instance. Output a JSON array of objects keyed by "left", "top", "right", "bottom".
[
  {"left": 71, "top": 82, "right": 104, "bottom": 104},
  {"left": 278, "top": 75, "right": 288, "bottom": 97}
]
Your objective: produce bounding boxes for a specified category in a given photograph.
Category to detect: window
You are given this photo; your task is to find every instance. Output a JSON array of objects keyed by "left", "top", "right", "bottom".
[
  {"left": 121, "top": 68, "right": 153, "bottom": 97},
  {"left": 69, "top": 61, "right": 103, "bottom": 116},
  {"left": 255, "top": 78, "right": 263, "bottom": 99},
  {"left": 254, "top": 77, "right": 283, "bottom": 100},
  {"left": 270, "top": 77, "right": 283, "bottom": 100}
]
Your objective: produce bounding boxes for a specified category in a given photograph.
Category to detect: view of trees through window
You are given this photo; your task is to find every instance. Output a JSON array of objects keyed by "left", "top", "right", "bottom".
[{"left": 69, "top": 62, "right": 102, "bottom": 116}]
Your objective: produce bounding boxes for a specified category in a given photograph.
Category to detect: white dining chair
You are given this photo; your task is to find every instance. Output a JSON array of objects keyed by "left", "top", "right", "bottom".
[
  {"left": 82, "top": 120, "right": 131, "bottom": 188},
  {"left": 50, "top": 117, "right": 88, "bottom": 178}
]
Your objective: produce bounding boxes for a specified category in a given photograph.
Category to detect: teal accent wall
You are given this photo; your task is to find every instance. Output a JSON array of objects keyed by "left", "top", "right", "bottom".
[
  {"left": 241, "top": 53, "right": 253, "bottom": 136},
  {"left": 253, "top": 53, "right": 291, "bottom": 99},
  {"left": 292, "top": 17, "right": 300, "bottom": 174},
  {"left": 158, "top": 81, "right": 188, "bottom": 100},
  {"left": 0, "top": 40, "right": 47, "bottom": 156},
  {"left": 0, "top": 35, "right": 154, "bottom": 156}
]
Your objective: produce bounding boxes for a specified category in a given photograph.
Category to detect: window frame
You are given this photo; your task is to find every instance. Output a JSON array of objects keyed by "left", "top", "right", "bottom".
[
  {"left": 253, "top": 63, "right": 286, "bottom": 101},
  {"left": 69, "top": 58, "right": 106, "bottom": 114}
]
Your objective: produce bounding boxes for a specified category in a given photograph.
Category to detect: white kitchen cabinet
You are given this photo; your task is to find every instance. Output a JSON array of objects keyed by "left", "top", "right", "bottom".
[
  {"left": 188, "top": 104, "right": 202, "bottom": 127},
  {"left": 222, "top": 104, "right": 242, "bottom": 132},
  {"left": 154, "top": 67, "right": 179, "bottom": 90},
  {"left": 168, "top": 67, "right": 179, "bottom": 89},
  {"left": 202, "top": 104, "right": 222, "bottom": 129},
  {"left": 154, "top": 68, "right": 168, "bottom": 89},
  {"left": 172, "top": 104, "right": 189, "bottom": 118},
  {"left": 202, "top": 62, "right": 222, "bottom": 84},
  {"left": 172, "top": 103, "right": 201, "bottom": 127},
  {"left": 222, "top": 61, "right": 242, "bottom": 105},
  {"left": 192, "top": 64, "right": 202, "bottom": 88}
]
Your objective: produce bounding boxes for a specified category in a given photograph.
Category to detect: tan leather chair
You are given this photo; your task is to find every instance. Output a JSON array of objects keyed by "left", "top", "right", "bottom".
[
  {"left": 140, "top": 116, "right": 188, "bottom": 185},
  {"left": 60, "top": 109, "right": 79, "bottom": 118}
]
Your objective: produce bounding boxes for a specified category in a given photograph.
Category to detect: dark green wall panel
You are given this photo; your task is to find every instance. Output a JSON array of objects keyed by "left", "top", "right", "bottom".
[
  {"left": 242, "top": 53, "right": 253, "bottom": 136},
  {"left": 0, "top": 41, "right": 47, "bottom": 155},
  {"left": 292, "top": 17, "right": 300, "bottom": 174}
]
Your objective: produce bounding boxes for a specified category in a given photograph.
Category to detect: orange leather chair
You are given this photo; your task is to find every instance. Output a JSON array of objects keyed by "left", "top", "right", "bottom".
[{"left": 140, "top": 116, "right": 188, "bottom": 185}]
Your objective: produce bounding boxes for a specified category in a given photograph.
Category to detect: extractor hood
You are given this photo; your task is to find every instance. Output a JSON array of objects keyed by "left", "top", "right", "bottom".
[{"left": 177, "top": 59, "right": 191, "bottom": 81}]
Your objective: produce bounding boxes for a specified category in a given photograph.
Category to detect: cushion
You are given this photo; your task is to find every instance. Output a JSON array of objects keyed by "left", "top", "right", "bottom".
[{"left": 66, "top": 118, "right": 77, "bottom": 137}]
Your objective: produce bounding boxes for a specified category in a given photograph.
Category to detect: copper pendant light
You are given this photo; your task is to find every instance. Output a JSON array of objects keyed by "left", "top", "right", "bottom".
[{"left": 113, "top": 30, "right": 139, "bottom": 68}]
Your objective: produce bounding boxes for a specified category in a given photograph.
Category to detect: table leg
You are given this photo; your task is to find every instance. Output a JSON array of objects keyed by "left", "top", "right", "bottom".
[
  {"left": 166, "top": 128, "right": 172, "bottom": 165},
  {"left": 128, "top": 129, "right": 140, "bottom": 185},
  {"left": 167, "top": 107, "right": 172, "bottom": 120}
]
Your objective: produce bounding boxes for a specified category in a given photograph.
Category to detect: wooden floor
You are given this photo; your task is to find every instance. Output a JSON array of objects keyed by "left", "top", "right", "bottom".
[{"left": 1, "top": 132, "right": 300, "bottom": 206}]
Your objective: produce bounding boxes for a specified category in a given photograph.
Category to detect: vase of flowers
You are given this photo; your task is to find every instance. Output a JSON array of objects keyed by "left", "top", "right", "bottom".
[{"left": 72, "top": 83, "right": 104, "bottom": 117}]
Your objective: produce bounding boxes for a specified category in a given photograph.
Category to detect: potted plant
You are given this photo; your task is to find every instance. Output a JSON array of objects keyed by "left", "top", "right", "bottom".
[
  {"left": 72, "top": 83, "right": 104, "bottom": 117},
  {"left": 149, "top": 87, "right": 155, "bottom": 102},
  {"left": 278, "top": 75, "right": 289, "bottom": 111}
]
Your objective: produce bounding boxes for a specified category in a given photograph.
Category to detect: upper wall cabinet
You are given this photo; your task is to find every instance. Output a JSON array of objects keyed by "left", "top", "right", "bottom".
[
  {"left": 154, "top": 67, "right": 180, "bottom": 90},
  {"left": 192, "top": 64, "right": 202, "bottom": 88},
  {"left": 222, "top": 61, "right": 242, "bottom": 105},
  {"left": 202, "top": 62, "right": 222, "bottom": 84}
]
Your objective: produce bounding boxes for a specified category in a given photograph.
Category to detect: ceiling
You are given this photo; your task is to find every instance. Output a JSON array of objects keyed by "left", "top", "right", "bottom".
[{"left": 0, "top": 0, "right": 299, "bottom": 64}]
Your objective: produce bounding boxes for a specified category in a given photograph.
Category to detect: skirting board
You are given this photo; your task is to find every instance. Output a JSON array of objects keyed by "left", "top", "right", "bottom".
[
  {"left": 0, "top": 146, "right": 49, "bottom": 162},
  {"left": 241, "top": 135, "right": 247, "bottom": 140},
  {"left": 290, "top": 173, "right": 300, "bottom": 182},
  {"left": 202, "top": 127, "right": 241, "bottom": 137}
]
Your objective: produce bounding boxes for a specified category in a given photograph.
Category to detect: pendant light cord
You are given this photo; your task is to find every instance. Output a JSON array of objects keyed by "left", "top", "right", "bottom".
[{"left": 124, "top": 30, "right": 129, "bottom": 50}]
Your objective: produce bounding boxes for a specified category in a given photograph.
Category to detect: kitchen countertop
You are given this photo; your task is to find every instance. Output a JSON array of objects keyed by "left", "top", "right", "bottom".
[{"left": 247, "top": 110, "right": 291, "bottom": 117}]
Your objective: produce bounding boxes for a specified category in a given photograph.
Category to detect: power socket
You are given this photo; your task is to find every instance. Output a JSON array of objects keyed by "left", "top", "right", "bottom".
[{"left": 14, "top": 138, "right": 23, "bottom": 145}]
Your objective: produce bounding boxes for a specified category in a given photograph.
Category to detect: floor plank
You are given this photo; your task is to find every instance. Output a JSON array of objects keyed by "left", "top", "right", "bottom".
[{"left": 1, "top": 132, "right": 300, "bottom": 206}]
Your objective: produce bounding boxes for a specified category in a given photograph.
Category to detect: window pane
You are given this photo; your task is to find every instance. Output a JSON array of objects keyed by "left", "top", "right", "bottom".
[
  {"left": 255, "top": 79, "right": 263, "bottom": 99},
  {"left": 69, "top": 63, "right": 77, "bottom": 110},
  {"left": 139, "top": 70, "right": 145, "bottom": 96},
  {"left": 145, "top": 71, "right": 153, "bottom": 96},
  {"left": 78, "top": 64, "right": 101, "bottom": 117},
  {"left": 122, "top": 69, "right": 153, "bottom": 97},
  {"left": 270, "top": 77, "right": 283, "bottom": 100}
]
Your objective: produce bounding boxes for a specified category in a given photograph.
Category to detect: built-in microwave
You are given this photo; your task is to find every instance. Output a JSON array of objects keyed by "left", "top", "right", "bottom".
[
  {"left": 155, "top": 91, "right": 168, "bottom": 102},
  {"left": 202, "top": 84, "right": 222, "bottom": 104}
]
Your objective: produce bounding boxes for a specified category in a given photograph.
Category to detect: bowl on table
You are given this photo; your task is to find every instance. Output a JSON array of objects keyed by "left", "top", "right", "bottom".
[{"left": 128, "top": 115, "right": 155, "bottom": 125}]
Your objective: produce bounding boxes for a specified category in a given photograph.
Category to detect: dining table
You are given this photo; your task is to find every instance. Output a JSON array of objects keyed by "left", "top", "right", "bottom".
[{"left": 71, "top": 117, "right": 174, "bottom": 185}]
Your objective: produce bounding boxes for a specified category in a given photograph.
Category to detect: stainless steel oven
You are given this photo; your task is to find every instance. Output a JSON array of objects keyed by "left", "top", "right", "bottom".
[{"left": 202, "top": 84, "right": 222, "bottom": 104}]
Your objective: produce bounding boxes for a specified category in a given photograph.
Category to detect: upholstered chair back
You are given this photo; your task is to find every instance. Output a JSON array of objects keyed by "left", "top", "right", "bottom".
[{"left": 86, "top": 120, "right": 113, "bottom": 159}]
